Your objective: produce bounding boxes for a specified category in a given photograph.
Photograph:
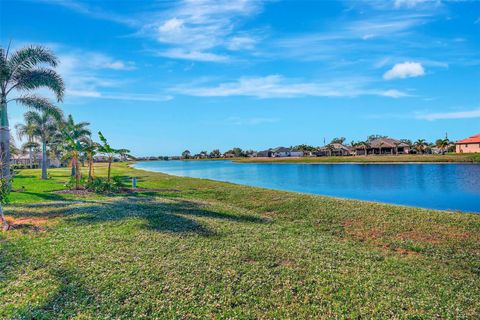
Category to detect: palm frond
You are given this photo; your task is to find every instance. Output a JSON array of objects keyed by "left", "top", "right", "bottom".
[
  {"left": 23, "top": 110, "right": 43, "bottom": 125},
  {"left": 7, "top": 45, "right": 59, "bottom": 74},
  {"left": 12, "top": 68, "right": 65, "bottom": 101},
  {"left": 14, "top": 95, "right": 63, "bottom": 119}
]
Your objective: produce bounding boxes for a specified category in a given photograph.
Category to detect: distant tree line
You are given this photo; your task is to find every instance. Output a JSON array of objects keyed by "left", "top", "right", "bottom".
[{"left": 150, "top": 134, "right": 454, "bottom": 161}]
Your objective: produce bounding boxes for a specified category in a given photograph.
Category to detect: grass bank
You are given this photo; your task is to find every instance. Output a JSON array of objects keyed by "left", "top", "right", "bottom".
[
  {"left": 1, "top": 163, "right": 479, "bottom": 318},
  {"left": 235, "top": 153, "right": 480, "bottom": 164}
]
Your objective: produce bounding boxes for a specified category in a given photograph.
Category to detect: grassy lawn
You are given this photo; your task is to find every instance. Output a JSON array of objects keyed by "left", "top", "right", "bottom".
[
  {"left": 1, "top": 163, "right": 479, "bottom": 318},
  {"left": 236, "top": 153, "right": 480, "bottom": 163}
]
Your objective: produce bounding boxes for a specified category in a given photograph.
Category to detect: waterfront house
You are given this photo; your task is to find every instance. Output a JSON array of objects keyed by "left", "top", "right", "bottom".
[
  {"left": 456, "top": 134, "right": 480, "bottom": 153},
  {"left": 255, "top": 147, "right": 304, "bottom": 157},
  {"left": 223, "top": 153, "right": 235, "bottom": 158},
  {"left": 316, "top": 143, "right": 352, "bottom": 156},
  {"left": 355, "top": 138, "right": 410, "bottom": 155}
]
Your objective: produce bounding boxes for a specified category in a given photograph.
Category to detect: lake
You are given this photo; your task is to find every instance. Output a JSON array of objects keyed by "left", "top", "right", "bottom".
[{"left": 133, "top": 160, "right": 480, "bottom": 213}]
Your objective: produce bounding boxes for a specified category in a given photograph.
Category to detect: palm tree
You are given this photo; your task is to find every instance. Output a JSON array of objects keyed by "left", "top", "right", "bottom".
[
  {"left": 83, "top": 138, "right": 99, "bottom": 182},
  {"left": 15, "top": 121, "right": 37, "bottom": 168},
  {"left": 21, "top": 141, "right": 39, "bottom": 166},
  {"left": 358, "top": 141, "right": 369, "bottom": 156},
  {"left": 435, "top": 137, "right": 450, "bottom": 154},
  {"left": 378, "top": 142, "right": 385, "bottom": 155},
  {"left": 415, "top": 139, "right": 426, "bottom": 154},
  {"left": 97, "top": 131, "right": 130, "bottom": 183},
  {"left": 61, "top": 115, "right": 91, "bottom": 177},
  {"left": 326, "top": 144, "right": 335, "bottom": 157},
  {"left": 0, "top": 44, "right": 64, "bottom": 179},
  {"left": 62, "top": 130, "right": 85, "bottom": 189},
  {"left": 23, "top": 108, "right": 62, "bottom": 179}
]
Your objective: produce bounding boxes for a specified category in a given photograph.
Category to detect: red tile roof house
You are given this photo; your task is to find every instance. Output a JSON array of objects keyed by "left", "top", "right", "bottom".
[{"left": 456, "top": 134, "right": 480, "bottom": 153}]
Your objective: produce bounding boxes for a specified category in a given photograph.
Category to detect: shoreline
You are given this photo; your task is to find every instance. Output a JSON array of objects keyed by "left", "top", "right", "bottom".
[{"left": 130, "top": 162, "right": 479, "bottom": 214}]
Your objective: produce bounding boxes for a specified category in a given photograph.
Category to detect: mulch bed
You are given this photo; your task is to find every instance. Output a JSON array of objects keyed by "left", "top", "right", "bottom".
[{"left": 51, "top": 189, "right": 92, "bottom": 195}]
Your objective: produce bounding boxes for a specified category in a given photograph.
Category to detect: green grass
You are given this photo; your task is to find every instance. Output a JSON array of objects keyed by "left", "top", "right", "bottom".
[
  {"left": 1, "top": 163, "right": 479, "bottom": 318},
  {"left": 236, "top": 153, "right": 480, "bottom": 163}
]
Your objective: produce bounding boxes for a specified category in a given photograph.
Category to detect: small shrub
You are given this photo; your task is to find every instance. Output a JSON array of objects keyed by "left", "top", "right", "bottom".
[
  {"left": 86, "top": 176, "right": 126, "bottom": 194},
  {"left": 64, "top": 176, "right": 85, "bottom": 190}
]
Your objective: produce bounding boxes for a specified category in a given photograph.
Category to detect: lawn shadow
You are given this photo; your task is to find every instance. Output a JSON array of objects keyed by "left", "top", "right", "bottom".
[
  {"left": 8, "top": 196, "right": 267, "bottom": 237},
  {"left": 13, "top": 268, "right": 95, "bottom": 319},
  {"left": 19, "top": 191, "right": 69, "bottom": 202}
]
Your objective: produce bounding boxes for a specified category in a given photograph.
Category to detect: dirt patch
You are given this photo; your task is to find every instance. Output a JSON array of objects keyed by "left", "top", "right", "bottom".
[
  {"left": 396, "top": 229, "right": 471, "bottom": 244},
  {"left": 5, "top": 216, "right": 56, "bottom": 232},
  {"left": 343, "top": 218, "right": 475, "bottom": 257},
  {"left": 343, "top": 219, "right": 385, "bottom": 241}
]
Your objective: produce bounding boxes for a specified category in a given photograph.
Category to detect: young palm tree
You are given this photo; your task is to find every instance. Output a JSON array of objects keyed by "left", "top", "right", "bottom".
[
  {"left": 97, "top": 131, "right": 130, "bottom": 183},
  {"left": 23, "top": 108, "right": 62, "bottom": 179},
  {"left": 62, "top": 130, "right": 85, "bottom": 189},
  {"left": 82, "top": 138, "right": 99, "bottom": 182},
  {"left": 0, "top": 44, "right": 64, "bottom": 179},
  {"left": 15, "top": 121, "right": 37, "bottom": 168},
  {"left": 61, "top": 114, "right": 91, "bottom": 177}
]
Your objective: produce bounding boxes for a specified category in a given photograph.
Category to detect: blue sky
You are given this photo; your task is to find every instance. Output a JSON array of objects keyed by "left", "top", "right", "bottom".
[{"left": 1, "top": 0, "right": 479, "bottom": 155}]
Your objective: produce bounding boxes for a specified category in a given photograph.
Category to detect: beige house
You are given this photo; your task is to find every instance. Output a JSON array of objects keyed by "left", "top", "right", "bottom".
[{"left": 456, "top": 134, "right": 480, "bottom": 153}]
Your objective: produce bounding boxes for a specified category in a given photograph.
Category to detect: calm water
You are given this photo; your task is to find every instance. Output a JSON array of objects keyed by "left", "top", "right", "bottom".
[{"left": 133, "top": 160, "right": 480, "bottom": 213}]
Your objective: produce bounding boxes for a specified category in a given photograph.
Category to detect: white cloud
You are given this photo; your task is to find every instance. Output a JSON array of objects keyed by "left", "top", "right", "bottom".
[
  {"left": 145, "top": 0, "right": 263, "bottom": 61},
  {"left": 383, "top": 61, "right": 425, "bottom": 80},
  {"left": 394, "top": 0, "right": 438, "bottom": 8},
  {"left": 159, "top": 18, "right": 184, "bottom": 32},
  {"left": 158, "top": 49, "right": 229, "bottom": 62},
  {"left": 172, "top": 75, "right": 409, "bottom": 99},
  {"left": 416, "top": 108, "right": 480, "bottom": 121},
  {"left": 380, "top": 89, "right": 410, "bottom": 98},
  {"left": 227, "top": 36, "right": 257, "bottom": 51},
  {"left": 67, "top": 89, "right": 173, "bottom": 102}
]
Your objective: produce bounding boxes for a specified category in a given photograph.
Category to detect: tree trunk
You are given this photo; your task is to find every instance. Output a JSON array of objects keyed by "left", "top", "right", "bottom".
[
  {"left": 71, "top": 159, "right": 76, "bottom": 177},
  {"left": 29, "top": 146, "right": 33, "bottom": 168},
  {"left": 88, "top": 155, "right": 93, "bottom": 182},
  {"left": 0, "top": 203, "right": 8, "bottom": 231},
  {"left": 0, "top": 95, "right": 10, "bottom": 180},
  {"left": 41, "top": 141, "right": 48, "bottom": 179},
  {"left": 75, "top": 157, "right": 81, "bottom": 189},
  {"left": 107, "top": 157, "right": 112, "bottom": 183}
]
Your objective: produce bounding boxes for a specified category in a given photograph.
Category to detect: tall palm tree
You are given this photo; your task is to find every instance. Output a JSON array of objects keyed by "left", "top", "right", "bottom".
[
  {"left": 0, "top": 44, "right": 64, "bottom": 179},
  {"left": 15, "top": 121, "right": 37, "bottom": 168},
  {"left": 97, "top": 131, "right": 130, "bottom": 183},
  {"left": 24, "top": 108, "right": 62, "bottom": 179}
]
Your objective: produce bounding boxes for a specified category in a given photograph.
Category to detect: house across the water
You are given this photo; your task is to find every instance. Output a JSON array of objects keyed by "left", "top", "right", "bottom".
[
  {"left": 316, "top": 143, "right": 352, "bottom": 156},
  {"left": 455, "top": 134, "right": 480, "bottom": 153},
  {"left": 355, "top": 138, "right": 410, "bottom": 155},
  {"left": 256, "top": 147, "right": 304, "bottom": 157}
]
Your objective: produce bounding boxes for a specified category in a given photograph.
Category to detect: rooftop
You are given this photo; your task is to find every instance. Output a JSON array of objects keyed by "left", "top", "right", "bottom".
[{"left": 456, "top": 134, "right": 480, "bottom": 144}]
